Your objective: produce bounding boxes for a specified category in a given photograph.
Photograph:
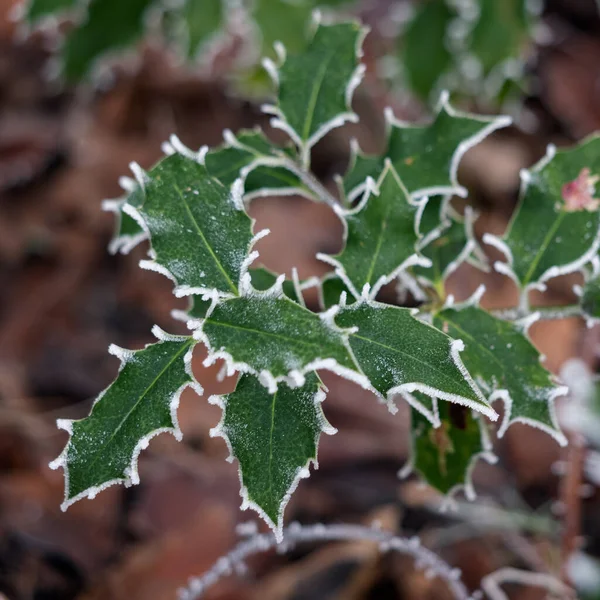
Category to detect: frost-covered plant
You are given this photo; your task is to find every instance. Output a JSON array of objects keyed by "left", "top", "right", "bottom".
[
  {"left": 48, "top": 12, "right": 600, "bottom": 545},
  {"left": 17, "top": 0, "right": 536, "bottom": 107}
]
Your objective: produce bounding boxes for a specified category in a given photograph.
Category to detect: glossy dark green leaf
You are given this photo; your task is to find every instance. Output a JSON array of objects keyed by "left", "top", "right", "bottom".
[
  {"left": 212, "top": 372, "right": 334, "bottom": 538},
  {"left": 435, "top": 303, "right": 567, "bottom": 445},
  {"left": 491, "top": 137, "right": 600, "bottom": 290},
  {"left": 131, "top": 152, "right": 255, "bottom": 297},
  {"left": 320, "top": 163, "right": 426, "bottom": 299},
  {"left": 343, "top": 96, "right": 511, "bottom": 200},
  {"left": 265, "top": 20, "right": 366, "bottom": 163},
  {"left": 50, "top": 331, "right": 198, "bottom": 508},
  {"left": 408, "top": 401, "right": 492, "bottom": 497},
  {"left": 199, "top": 295, "right": 358, "bottom": 386},
  {"left": 333, "top": 301, "right": 495, "bottom": 418},
  {"left": 401, "top": 0, "right": 455, "bottom": 99},
  {"left": 62, "top": 0, "right": 154, "bottom": 81}
]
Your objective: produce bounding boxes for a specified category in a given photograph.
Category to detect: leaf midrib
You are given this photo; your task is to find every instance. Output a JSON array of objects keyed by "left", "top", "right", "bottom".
[
  {"left": 301, "top": 48, "right": 336, "bottom": 142},
  {"left": 173, "top": 183, "right": 239, "bottom": 294},
  {"left": 521, "top": 208, "right": 566, "bottom": 286}
]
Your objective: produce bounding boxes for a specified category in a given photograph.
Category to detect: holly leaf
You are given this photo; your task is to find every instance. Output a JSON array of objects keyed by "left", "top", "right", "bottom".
[
  {"left": 406, "top": 400, "right": 495, "bottom": 498},
  {"left": 343, "top": 94, "right": 511, "bottom": 201},
  {"left": 49, "top": 329, "right": 199, "bottom": 509},
  {"left": 198, "top": 294, "right": 360, "bottom": 390},
  {"left": 126, "top": 151, "right": 260, "bottom": 298},
  {"left": 263, "top": 19, "right": 367, "bottom": 165},
  {"left": 486, "top": 137, "right": 600, "bottom": 291},
  {"left": 24, "top": 0, "right": 77, "bottom": 23},
  {"left": 318, "top": 162, "right": 429, "bottom": 300},
  {"left": 62, "top": 0, "right": 154, "bottom": 81},
  {"left": 577, "top": 269, "right": 600, "bottom": 326},
  {"left": 178, "top": 0, "right": 224, "bottom": 58},
  {"left": 205, "top": 129, "right": 312, "bottom": 200},
  {"left": 434, "top": 300, "right": 568, "bottom": 445},
  {"left": 401, "top": 0, "right": 455, "bottom": 99},
  {"left": 333, "top": 300, "right": 496, "bottom": 419},
  {"left": 210, "top": 372, "right": 334, "bottom": 540},
  {"left": 413, "top": 209, "right": 476, "bottom": 292}
]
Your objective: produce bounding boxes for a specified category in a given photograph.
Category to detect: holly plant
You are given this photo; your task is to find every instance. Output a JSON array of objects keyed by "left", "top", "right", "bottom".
[{"left": 47, "top": 13, "right": 600, "bottom": 543}]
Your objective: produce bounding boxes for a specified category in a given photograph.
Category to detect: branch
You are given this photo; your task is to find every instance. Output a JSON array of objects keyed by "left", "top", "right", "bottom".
[
  {"left": 178, "top": 522, "right": 470, "bottom": 600},
  {"left": 280, "top": 157, "right": 340, "bottom": 208},
  {"left": 491, "top": 304, "right": 583, "bottom": 322},
  {"left": 480, "top": 567, "right": 575, "bottom": 600}
]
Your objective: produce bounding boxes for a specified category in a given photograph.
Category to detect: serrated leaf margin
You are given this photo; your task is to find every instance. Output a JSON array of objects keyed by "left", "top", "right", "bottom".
[
  {"left": 48, "top": 326, "right": 202, "bottom": 510},
  {"left": 441, "top": 285, "right": 569, "bottom": 446},
  {"left": 208, "top": 375, "right": 336, "bottom": 542}
]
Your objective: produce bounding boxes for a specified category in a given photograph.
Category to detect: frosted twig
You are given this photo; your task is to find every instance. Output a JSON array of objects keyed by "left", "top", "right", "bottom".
[
  {"left": 280, "top": 157, "right": 340, "bottom": 207},
  {"left": 491, "top": 304, "right": 582, "bottom": 322},
  {"left": 480, "top": 567, "right": 574, "bottom": 600},
  {"left": 178, "top": 522, "right": 470, "bottom": 600}
]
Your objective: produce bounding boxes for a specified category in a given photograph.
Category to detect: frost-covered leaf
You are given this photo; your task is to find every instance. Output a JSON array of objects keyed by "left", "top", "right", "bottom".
[
  {"left": 263, "top": 20, "right": 366, "bottom": 165},
  {"left": 401, "top": 0, "right": 455, "bottom": 100},
  {"left": 129, "top": 152, "right": 258, "bottom": 298},
  {"left": 333, "top": 301, "right": 496, "bottom": 418},
  {"left": 469, "top": 0, "right": 529, "bottom": 76},
  {"left": 580, "top": 274, "right": 600, "bottom": 324},
  {"left": 62, "top": 0, "right": 154, "bottom": 81},
  {"left": 211, "top": 372, "right": 334, "bottom": 538},
  {"left": 205, "top": 129, "right": 311, "bottom": 200},
  {"left": 343, "top": 95, "right": 511, "bottom": 201},
  {"left": 319, "top": 163, "right": 427, "bottom": 299},
  {"left": 407, "top": 401, "right": 494, "bottom": 497},
  {"left": 434, "top": 302, "right": 567, "bottom": 445},
  {"left": 49, "top": 330, "right": 199, "bottom": 509},
  {"left": 179, "top": 0, "right": 223, "bottom": 58},
  {"left": 199, "top": 295, "right": 359, "bottom": 388},
  {"left": 413, "top": 210, "right": 475, "bottom": 291},
  {"left": 24, "top": 0, "right": 77, "bottom": 23},
  {"left": 487, "top": 137, "right": 600, "bottom": 290}
]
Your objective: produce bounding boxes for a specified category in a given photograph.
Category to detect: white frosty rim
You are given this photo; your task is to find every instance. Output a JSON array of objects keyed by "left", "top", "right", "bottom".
[{"left": 48, "top": 327, "right": 202, "bottom": 511}]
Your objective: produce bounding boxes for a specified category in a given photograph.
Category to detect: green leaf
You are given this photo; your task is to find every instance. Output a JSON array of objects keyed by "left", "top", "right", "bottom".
[
  {"left": 204, "top": 129, "right": 313, "bottom": 201},
  {"left": 49, "top": 329, "right": 199, "bottom": 509},
  {"left": 180, "top": 0, "right": 224, "bottom": 58},
  {"left": 319, "top": 163, "right": 428, "bottom": 299},
  {"left": 249, "top": 267, "right": 303, "bottom": 304},
  {"left": 127, "top": 151, "right": 259, "bottom": 298},
  {"left": 407, "top": 401, "right": 494, "bottom": 498},
  {"left": 578, "top": 270, "right": 600, "bottom": 326},
  {"left": 264, "top": 20, "right": 366, "bottom": 165},
  {"left": 333, "top": 300, "right": 496, "bottom": 418},
  {"left": 488, "top": 137, "right": 600, "bottom": 291},
  {"left": 62, "top": 0, "right": 154, "bottom": 81},
  {"left": 198, "top": 294, "right": 360, "bottom": 389},
  {"left": 211, "top": 372, "right": 334, "bottom": 539},
  {"left": 24, "top": 0, "right": 77, "bottom": 23},
  {"left": 413, "top": 209, "right": 476, "bottom": 291},
  {"left": 469, "top": 0, "right": 529, "bottom": 75},
  {"left": 343, "top": 94, "right": 511, "bottom": 201},
  {"left": 434, "top": 298, "right": 568, "bottom": 445},
  {"left": 401, "top": 0, "right": 455, "bottom": 99}
]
